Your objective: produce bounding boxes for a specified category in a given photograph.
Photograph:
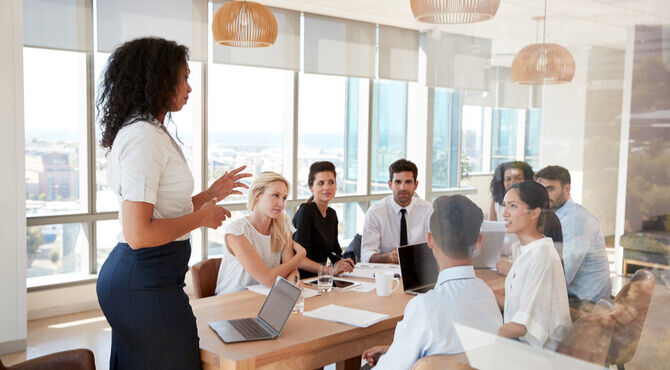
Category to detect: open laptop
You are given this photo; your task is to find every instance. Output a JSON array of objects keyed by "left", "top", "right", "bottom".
[
  {"left": 398, "top": 242, "right": 439, "bottom": 295},
  {"left": 472, "top": 221, "right": 506, "bottom": 269},
  {"left": 209, "top": 276, "right": 301, "bottom": 343}
]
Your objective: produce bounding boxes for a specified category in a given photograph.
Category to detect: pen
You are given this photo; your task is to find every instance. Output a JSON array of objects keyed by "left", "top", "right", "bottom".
[{"left": 330, "top": 251, "right": 355, "bottom": 268}]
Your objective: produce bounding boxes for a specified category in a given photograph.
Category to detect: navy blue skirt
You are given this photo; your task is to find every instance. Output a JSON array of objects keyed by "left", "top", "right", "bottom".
[{"left": 97, "top": 240, "right": 201, "bottom": 370}]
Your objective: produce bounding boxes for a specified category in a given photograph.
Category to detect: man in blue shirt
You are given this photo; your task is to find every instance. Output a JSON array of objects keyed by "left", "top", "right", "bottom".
[
  {"left": 361, "top": 195, "right": 502, "bottom": 369},
  {"left": 535, "top": 166, "right": 612, "bottom": 304}
]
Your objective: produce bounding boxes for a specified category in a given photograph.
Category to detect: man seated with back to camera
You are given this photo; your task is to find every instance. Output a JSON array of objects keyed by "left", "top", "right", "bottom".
[
  {"left": 361, "top": 195, "right": 503, "bottom": 369},
  {"left": 360, "top": 159, "right": 433, "bottom": 264}
]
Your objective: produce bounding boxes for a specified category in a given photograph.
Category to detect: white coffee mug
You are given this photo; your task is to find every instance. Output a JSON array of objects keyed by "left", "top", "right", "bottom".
[{"left": 375, "top": 271, "right": 399, "bottom": 296}]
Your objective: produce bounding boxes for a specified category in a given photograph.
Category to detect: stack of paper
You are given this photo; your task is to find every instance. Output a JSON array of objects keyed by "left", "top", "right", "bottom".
[
  {"left": 303, "top": 304, "right": 389, "bottom": 328},
  {"left": 341, "top": 262, "right": 400, "bottom": 280},
  {"left": 246, "top": 284, "right": 321, "bottom": 298}
]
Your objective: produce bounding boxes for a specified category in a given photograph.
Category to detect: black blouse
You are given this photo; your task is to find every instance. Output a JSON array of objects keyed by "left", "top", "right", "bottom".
[{"left": 292, "top": 202, "right": 342, "bottom": 279}]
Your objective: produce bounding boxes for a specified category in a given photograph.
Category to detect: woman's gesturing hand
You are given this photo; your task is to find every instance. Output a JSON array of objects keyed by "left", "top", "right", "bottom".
[
  {"left": 208, "top": 165, "right": 252, "bottom": 201},
  {"left": 198, "top": 198, "right": 231, "bottom": 229}
]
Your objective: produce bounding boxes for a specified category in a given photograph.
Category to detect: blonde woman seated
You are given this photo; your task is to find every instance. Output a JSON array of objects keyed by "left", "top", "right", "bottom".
[
  {"left": 215, "top": 172, "right": 306, "bottom": 295},
  {"left": 496, "top": 181, "right": 571, "bottom": 350}
]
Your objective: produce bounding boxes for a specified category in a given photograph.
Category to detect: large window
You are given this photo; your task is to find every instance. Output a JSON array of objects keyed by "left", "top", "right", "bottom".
[
  {"left": 371, "top": 80, "right": 408, "bottom": 192},
  {"left": 432, "top": 88, "right": 461, "bottom": 190},
  {"left": 461, "top": 105, "right": 489, "bottom": 174},
  {"left": 491, "top": 108, "right": 523, "bottom": 170},
  {"left": 297, "top": 74, "right": 368, "bottom": 197},
  {"left": 24, "top": 48, "right": 87, "bottom": 217},
  {"left": 525, "top": 108, "right": 541, "bottom": 169}
]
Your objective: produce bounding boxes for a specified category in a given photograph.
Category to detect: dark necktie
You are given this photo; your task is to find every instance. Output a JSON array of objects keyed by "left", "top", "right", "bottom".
[{"left": 400, "top": 208, "right": 408, "bottom": 247}]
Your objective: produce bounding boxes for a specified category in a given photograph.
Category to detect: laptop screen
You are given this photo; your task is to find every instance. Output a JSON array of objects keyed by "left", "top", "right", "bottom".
[
  {"left": 398, "top": 242, "right": 439, "bottom": 291},
  {"left": 257, "top": 277, "right": 301, "bottom": 334}
]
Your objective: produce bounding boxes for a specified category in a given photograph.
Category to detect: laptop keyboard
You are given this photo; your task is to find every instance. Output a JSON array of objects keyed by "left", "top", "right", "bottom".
[
  {"left": 412, "top": 286, "right": 433, "bottom": 294},
  {"left": 229, "top": 318, "right": 271, "bottom": 339}
]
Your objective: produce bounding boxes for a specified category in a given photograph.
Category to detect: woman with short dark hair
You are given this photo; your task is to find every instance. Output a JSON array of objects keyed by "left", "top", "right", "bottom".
[{"left": 96, "top": 37, "right": 249, "bottom": 369}]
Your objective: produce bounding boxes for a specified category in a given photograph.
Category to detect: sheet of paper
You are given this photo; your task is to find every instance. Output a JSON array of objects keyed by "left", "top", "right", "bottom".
[
  {"left": 246, "top": 284, "right": 320, "bottom": 298},
  {"left": 342, "top": 281, "right": 375, "bottom": 292},
  {"left": 303, "top": 304, "right": 389, "bottom": 328},
  {"left": 340, "top": 263, "right": 400, "bottom": 280}
]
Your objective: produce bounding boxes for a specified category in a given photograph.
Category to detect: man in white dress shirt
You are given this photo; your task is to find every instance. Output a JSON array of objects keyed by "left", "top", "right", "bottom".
[
  {"left": 361, "top": 159, "right": 433, "bottom": 263},
  {"left": 535, "top": 166, "right": 612, "bottom": 304},
  {"left": 362, "top": 195, "right": 503, "bottom": 369}
]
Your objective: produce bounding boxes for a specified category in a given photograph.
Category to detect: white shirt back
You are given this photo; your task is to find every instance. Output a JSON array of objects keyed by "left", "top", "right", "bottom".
[
  {"left": 505, "top": 237, "right": 571, "bottom": 350},
  {"left": 107, "top": 119, "right": 194, "bottom": 243},
  {"left": 375, "top": 266, "right": 503, "bottom": 370},
  {"left": 360, "top": 195, "right": 433, "bottom": 263}
]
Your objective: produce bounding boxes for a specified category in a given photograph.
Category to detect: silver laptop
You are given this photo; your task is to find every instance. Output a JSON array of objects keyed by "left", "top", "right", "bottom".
[
  {"left": 209, "top": 276, "right": 301, "bottom": 343},
  {"left": 398, "top": 242, "right": 439, "bottom": 295},
  {"left": 472, "top": 221, "right": 506, "bottom": 269}
]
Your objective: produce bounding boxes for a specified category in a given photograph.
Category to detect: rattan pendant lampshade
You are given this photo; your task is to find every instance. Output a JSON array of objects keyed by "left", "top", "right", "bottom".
[
  {"left": 410, "top": 0, "right": 501, "bottom": 24},
  {"left": 511, "top": 1, "right": 575, "bottom": 84},
  {"left": 212, "top": 0, "right": 277, "bottom": 47}
]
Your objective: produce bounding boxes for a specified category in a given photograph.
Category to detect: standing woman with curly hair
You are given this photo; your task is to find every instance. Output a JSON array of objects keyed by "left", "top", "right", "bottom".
[{"left": 96, "top": 37, "right": 250, "bottom": 369}]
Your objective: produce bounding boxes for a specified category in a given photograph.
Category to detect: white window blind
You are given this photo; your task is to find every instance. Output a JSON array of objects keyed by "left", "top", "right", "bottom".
[
  {"left": 496, "top": 67, "right": 531, "bottom": 109},
  {"left": 97, "top": 0, "right": 208, "bottom": 62},
  {"left": 211, "top": 1, "right": 300, "bottom": 71},
  {"left": 379, "top": 25, "right": 419, "bottom": 82},
  {"left": 303, "top": 14, "right": 375, "bottom": 79},
  {"left": 23, "top": 0, "right": 92, "bottom": 52},
  {"left": 424, "top": 31, "right": 491, "bottom": 91}
]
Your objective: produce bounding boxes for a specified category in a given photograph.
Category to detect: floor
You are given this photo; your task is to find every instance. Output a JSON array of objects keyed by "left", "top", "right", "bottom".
[{"left": 3, "top": 249, "right": 669, "bottom": 369}]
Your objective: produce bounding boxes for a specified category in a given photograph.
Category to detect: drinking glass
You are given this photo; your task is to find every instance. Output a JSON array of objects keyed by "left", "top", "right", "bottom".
[{"left": 317, "top": 264, "right": 334, "bottom": 292}]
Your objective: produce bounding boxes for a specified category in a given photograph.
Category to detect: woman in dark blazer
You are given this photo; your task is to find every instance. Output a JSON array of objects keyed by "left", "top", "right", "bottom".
[{"left": 292, "top": 161, "right": 355, "bottom": 278}]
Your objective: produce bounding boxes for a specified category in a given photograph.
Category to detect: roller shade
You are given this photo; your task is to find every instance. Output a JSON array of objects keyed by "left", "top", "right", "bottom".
[
  {"left": 424, "top": 31, "right": 491, "bottom": 91},
  {"left": 304, "top": 14, "right": 375, "bottom": 78},
  {"left": 97, "top": 0, "right": 208, "bottom": 62},
  {"left": 23, "top": 0, "right": 92, "bottom": 52},
  {"left": 212, "top": 1, "right": 300, "bottom": 71},
  {"left": 379, "top": 25, "right": 419, "bottom": 82}
]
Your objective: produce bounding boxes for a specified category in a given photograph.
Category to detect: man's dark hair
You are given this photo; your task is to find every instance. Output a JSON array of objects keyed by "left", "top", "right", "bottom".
[
  {"left": 535, "top": 165, "right": 571, "bottom": 186},
  {"left": 430, "top": 195, "right": 483, "bottom": 259},
  {"left": 388, "top": 159, "right": 418, "bottom": 182}
]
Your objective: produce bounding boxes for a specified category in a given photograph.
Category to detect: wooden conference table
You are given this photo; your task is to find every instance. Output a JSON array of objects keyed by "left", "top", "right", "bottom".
[{"left": 192, "top": 269, "right": 507, "bottom": 370}]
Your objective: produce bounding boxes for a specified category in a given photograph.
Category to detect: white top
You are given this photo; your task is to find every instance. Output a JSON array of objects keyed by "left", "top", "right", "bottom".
[
  {"left": 505, "top": 237, "right": 571, "bottom": 350},
  {"left": 215, "top": 216, "right": 296, "bottom": 295},
  {"left": 555, "top": 199, "right": 611, "bottom": 301},
  {"left": 107, "top": 118, "right": 194, "bottom": 243},
  {"left": 360, "top": 195, "right": 433, "bottom": 263},
  {"left": 375, "top": 266, "right": 503, "bottom": 370}
]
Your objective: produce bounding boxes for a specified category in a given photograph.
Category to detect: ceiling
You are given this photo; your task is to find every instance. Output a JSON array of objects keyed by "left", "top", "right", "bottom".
[{"left": 259, "top": 0, "right": 670, "bottom": 56}]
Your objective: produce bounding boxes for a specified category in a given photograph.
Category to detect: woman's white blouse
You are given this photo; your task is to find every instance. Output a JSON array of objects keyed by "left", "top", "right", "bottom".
[
  {"left": 504, "top": 237, "right": 572, "bottom": 350},
  {"left": 107, "top": 119, "right": 194, "bottom": 243},
  {"left": 215, "top": 216, "right": 296, "bottom": 295}
]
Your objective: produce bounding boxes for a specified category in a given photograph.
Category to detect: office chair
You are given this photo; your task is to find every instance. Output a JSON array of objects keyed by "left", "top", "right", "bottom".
[
  {"left": 0, "top": 349, "right": 95, "bottom": 370},
  {"left": 191, "top": 257, "right": 222, "bottom": 299}
]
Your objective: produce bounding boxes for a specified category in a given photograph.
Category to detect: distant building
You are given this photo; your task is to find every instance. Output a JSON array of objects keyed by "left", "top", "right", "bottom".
[{"left": 25, "top": 152, "right": 78, "bottom": 201}]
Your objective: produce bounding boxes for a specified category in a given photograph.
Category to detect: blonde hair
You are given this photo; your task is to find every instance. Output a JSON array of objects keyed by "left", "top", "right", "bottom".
[{"left": 247, "top": 172, "right": 291, "bottom": 253}]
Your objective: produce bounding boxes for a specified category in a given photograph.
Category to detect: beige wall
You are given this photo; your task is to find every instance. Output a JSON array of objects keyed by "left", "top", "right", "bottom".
[{"left": 462, "top": 174, "right": 493, "bottom": 217}]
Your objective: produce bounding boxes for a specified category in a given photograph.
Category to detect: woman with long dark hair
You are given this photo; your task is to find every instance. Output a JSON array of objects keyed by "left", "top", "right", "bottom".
[
  {"left": 496, "top": 181, "right": 571, "bottom": 350},
  {"left": 489, "top": 161, "right": 534, "bottom": 221},
  {"left": 292, "top": 161, "right": 354, "bottom": 278},
  {"left": 96, "top": 37, "right": 249, "bottom": 369}
]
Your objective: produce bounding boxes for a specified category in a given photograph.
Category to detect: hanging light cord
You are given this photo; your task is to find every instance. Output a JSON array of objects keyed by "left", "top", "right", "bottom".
[{"left": 543, "top": 0, "right": 547, "bottom": 45}]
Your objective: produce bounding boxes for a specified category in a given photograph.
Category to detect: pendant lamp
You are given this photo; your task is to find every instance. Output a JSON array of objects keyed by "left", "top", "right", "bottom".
[
  {"left": 511, "top": 1, "right": 575, "bottom": 84},
  {"left": 212, "top": 1, "right": 277, "bottom": 47},
  {"left": 410, "top": 0, "right": 500, "bottom": 24}
]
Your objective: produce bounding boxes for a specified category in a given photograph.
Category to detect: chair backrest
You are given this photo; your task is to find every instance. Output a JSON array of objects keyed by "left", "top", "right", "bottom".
[
  {"left": 191, "top": 258, "right": 222, "bottom": 299},
  {"left": 607, "top": 269, "right": 655, "bottom": 366},
  {"left": 342, "top": 233, "right": 361, "bottom": 262},
  {"left": 411, "top": 353, "right": 474, "bottom": 370},
  {"left": 1, "top": 349, "right": 95, "bottom": 370},
  {"left": 556, "top": 300, "right": 616, "bottom": 366}
]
